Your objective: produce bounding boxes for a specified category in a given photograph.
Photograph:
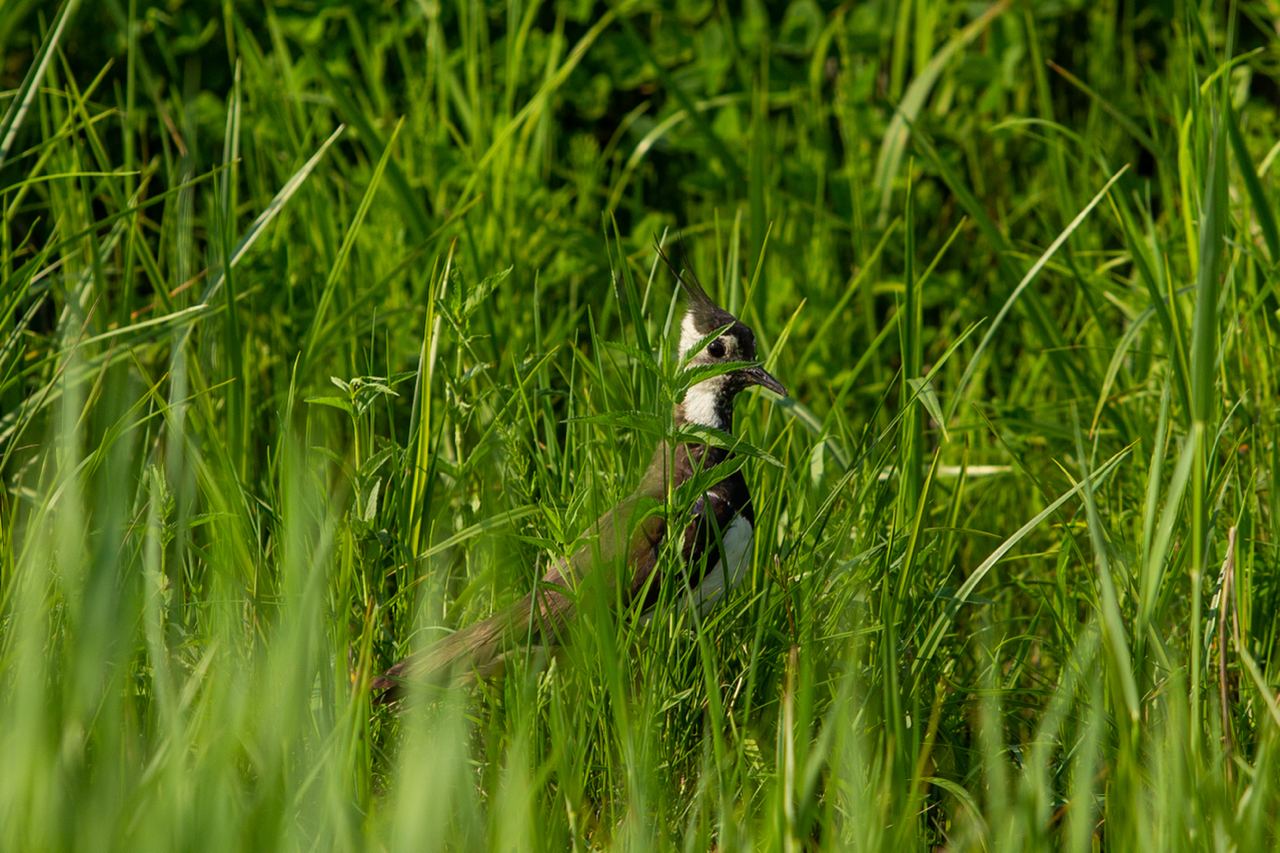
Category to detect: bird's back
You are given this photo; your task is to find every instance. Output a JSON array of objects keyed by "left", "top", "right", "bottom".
[{"left": 373, "top": 439, "right": 752, "bottom": 699}]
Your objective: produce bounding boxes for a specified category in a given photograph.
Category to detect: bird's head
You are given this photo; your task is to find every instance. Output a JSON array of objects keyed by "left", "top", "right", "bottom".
[{"left": 659, "top": 245, "right": 787, "bottom": 430}]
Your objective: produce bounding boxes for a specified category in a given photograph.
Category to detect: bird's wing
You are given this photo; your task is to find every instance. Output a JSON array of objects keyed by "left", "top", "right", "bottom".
[
  {"left": 535, "top": 490, "right": 667, "bottom": 641},
  {"left": 372, "top": 481, "right": 669, "bottom": 701},
  {"left": 632, "top": 470, "right": 750, "bottom": 611}
]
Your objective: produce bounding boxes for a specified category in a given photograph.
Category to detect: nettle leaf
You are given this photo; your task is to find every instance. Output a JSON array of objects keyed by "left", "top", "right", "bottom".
[
  {"left": 672, "top": 453, "right": 748, "bottom": 510},
  {"left": 671, "top": 359, "right": 757, "bottom": 398},
  {"left": 305, "top": 395, "right": 353, "bottom": 415},
  {"left": 363, "top": 479, "right": 381, "bottom": 523},
  {"left": 444, "top": 266, "right": 513, "bottom": 322},
  {"left": 353, "top": 379, "right": 397, "bottom": 398},
  {"left": 361, "top": 446, "right": 397, "bottom": 477},
  {"left": 458, "top": 362, "right": 493, "bottom": 384},
  {"left": 672, "top": 423, "right": 783, "bottom": 468},
  {"left": 331, "top": 375, "right": 401, "bottom": 416}
]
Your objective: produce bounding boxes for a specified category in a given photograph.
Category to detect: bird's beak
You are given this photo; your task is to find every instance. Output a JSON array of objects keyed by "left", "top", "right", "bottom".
[{"left": 742, "top": 364, "right": 787, "bottom": 397}]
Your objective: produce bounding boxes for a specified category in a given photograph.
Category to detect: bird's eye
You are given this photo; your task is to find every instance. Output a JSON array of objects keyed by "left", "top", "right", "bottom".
[{"left": 707, "top": 339, "right": 726, "bottom": 358}]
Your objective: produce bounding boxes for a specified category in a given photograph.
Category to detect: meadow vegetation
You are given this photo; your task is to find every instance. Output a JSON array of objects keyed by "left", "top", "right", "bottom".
[{"left": 2, "top": 0, "right": 1280, "bottom": 848}]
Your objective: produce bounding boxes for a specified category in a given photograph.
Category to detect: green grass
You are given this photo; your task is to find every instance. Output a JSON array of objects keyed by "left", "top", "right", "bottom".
[{"left": 3, "top": 0, "right": 1280, "bottom": 848}]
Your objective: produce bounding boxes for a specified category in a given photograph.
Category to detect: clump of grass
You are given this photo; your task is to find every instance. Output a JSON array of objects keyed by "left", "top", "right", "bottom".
[{"left": 2, "top": 1, "right": 1280, "bottom": 849}]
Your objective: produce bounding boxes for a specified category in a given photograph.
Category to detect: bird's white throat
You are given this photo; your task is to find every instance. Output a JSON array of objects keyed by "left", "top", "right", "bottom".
[{"left": 681, "top": 379, "right": 728, "bottom": 429}]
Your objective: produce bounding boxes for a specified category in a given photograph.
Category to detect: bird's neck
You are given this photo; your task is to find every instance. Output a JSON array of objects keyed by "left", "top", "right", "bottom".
[{"left": 674, "top": 380, "right": 735, "bottom": 432}]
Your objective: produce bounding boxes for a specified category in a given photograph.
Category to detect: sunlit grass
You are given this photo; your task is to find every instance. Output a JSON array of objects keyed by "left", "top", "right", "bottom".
[{"left": 2, "top": 1, "right": 1280, "bottom": 849}]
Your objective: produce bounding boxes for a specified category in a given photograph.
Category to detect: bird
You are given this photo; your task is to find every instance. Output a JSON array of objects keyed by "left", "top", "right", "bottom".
[{"left": 372, "top": 248, "right": 786, "bottom": 701}]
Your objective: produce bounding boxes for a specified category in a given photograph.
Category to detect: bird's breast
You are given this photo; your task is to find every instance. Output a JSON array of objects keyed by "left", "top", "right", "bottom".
[{"left": 691, "top": 514, "right": 754, "bottom": 614}]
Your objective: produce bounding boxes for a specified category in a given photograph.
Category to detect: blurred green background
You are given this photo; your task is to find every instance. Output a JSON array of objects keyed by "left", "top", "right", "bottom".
[{"left": 3, "top": 0, "right": 1280, "bottom": 849}]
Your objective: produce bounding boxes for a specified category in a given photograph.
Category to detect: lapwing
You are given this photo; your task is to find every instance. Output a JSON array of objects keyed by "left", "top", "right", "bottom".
[{"left": 373, "top": 250, "right": 786, "bottom": 700}]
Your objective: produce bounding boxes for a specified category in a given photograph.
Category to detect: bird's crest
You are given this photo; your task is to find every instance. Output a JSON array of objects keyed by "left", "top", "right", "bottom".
[{"left": 654, "top": 239, "right": 737, "bottom": 336}]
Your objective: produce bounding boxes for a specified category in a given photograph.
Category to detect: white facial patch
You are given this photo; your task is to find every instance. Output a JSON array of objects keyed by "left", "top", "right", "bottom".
[
  {"left": 677, "top": 309, "right": 736, "bottom": 428},
  {"left": 680, "top": 311, "right": 737, "bottom": 361},
  {"left": 679, "top": 312, "right": 703, "bottom": 359}
]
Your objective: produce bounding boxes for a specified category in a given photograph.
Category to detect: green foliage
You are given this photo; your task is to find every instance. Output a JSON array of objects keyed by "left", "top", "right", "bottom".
[{"left": 3, "top": 0, "right": 1280, "bottom": 848}]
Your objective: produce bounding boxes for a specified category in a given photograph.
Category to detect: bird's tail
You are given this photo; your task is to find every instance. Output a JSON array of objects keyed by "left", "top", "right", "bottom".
[
  {"left": 370, "top": 582, "right": 576, "bottom": 704},
  {"left": 370, "top": 607, "right": 518, "bottom": 703}
]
